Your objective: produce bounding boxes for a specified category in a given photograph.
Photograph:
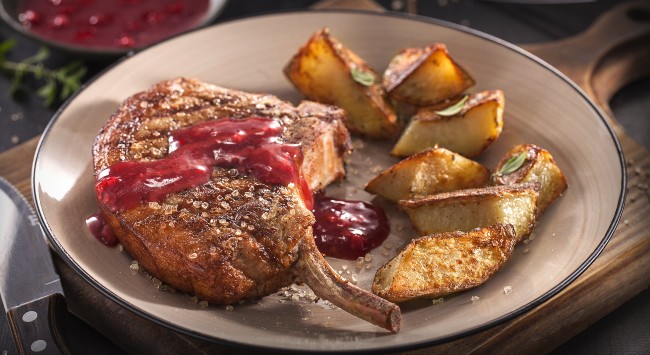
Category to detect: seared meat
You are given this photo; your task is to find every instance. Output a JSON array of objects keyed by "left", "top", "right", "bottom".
[{"left": 92, "top": 78, "right": 400, "bottom": 332}]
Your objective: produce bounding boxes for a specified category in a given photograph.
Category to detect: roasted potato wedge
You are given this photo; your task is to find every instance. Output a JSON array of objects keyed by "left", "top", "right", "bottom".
[
  {"left": 391, "top": 90, "right": 504, "bottom": 158},
  {"left": 372, "top": 223, "right": 516, "bottom": 302},
  {"left": 284, "top": 28, "right": 398, "bottom": 138},
  {"left": 399, "top": 183, "right": 539, "bottom": 243},
  {"left": 365, "top": 147, "right": 489, "bottom": 203},
  {"left": 492, "top": 144, "right": 568, "bottom": 214},
  {"left": 383, "top": 43, "right": 475, "bottom": 106}
]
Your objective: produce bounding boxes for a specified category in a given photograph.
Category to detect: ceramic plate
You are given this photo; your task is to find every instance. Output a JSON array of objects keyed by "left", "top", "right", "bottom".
[{"left": 33, "top": 11, "right": 625, "bottom": 352}]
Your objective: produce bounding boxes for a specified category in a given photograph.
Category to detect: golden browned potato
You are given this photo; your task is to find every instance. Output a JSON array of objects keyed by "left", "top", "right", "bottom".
[
  {"left": 365, "top": 147, "right": 489, "bottom": 203},
  {"left": 492, "top": 144, "right": 568, "bottom": 214},
  {"left": 372, "top": 223, "right": 516, "bottom": 302},
  {"left": 284, "top": 28, "right": 398, "bottom": 138},
  {"left": 383, "top": 43, "right": 475, "bottom": 106},
  {"left": 391, "top": 90, "right": 505, "bottom": 158},
  {"left": 399, "top": 183, "right": 539, "bottom": 243}
]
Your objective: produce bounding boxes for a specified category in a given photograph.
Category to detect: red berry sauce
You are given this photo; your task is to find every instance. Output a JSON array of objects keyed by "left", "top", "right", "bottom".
[
  {"left": 17, "top": 0, "right": 210, "bottom": 49},
  {"left": 91, "top": 116, "right": 389, "bottom": 258},
  {"left": 94, "top": 117, "right": 312, "bottom": 214},
  {"left": 312, "top": 195, "right": 390, "bottom": 260},
  {"left": 85, "top": 213, "right": 118, "bottom": 246}
]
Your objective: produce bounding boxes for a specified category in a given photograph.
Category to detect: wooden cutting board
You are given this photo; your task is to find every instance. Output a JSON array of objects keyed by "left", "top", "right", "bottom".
[{"left": 1, "top": 1, "right": 648, "bottom": 353}]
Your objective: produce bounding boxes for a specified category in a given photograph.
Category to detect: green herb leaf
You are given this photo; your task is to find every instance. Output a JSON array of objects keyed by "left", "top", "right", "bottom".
[
  {"left": 0, "top": 39, "right": 86, "bottom": 107},
  {"left": 434, "top": 95, "right": 469, "bottom": 116},
  {"left": 37, "top": 79, "right": 57, "bottom": 107},
  {"left": 0, "top": 38, "right": 16, "bottom": 63},
  {"left": 351, "top": 67, "right": 376, "bottom": 87},
  {"left": 498, "top": 151, "right": 528, "bottom": 176}
]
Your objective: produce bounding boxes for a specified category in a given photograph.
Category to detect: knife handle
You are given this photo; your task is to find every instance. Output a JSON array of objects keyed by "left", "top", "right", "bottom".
[{"left": 7, "top": 294, "right": 69, "bottom": 355}]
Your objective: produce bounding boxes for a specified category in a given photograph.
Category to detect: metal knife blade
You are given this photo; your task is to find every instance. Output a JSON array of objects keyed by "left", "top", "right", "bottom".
[{"left": 0, "top": 177, "right": 67, "bottom": 354}]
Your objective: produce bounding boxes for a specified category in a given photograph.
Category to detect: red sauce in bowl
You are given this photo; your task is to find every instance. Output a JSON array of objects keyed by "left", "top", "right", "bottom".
[{"left": 17, "top": 0, "right": 211, "bottom": 49}]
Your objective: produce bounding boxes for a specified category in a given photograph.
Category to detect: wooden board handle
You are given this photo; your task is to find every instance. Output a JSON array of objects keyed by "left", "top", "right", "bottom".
[{"left": 523, "top": 0, "right": 650, "bottom": 130}]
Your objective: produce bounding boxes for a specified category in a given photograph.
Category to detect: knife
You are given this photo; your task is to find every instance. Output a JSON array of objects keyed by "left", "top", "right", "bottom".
[{"left": 0, "top": 177, "right": 68, "bottom": 355}]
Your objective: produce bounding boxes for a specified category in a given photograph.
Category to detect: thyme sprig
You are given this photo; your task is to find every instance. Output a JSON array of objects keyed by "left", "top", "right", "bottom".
[
  {"left": 0, "top": 39, "right": 86, "bottom": 107},
  {"left": 434, "top": 95, "right": 468, "bottom": 117},
  {"left": 498, "top": 151, "right": 528, "bottom": 176},
  {"left": 351, "top": 67, "right": 376, "bottom": 87}
]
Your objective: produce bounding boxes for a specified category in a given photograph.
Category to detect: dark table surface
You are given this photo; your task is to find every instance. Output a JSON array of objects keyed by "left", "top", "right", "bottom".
[{"left": 1, "top": 0, "right": 649, "bottom": 354}]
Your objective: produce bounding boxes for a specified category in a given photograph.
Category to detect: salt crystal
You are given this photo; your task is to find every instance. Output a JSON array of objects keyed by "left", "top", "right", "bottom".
[
  {"left": 129, "top": 261, "right": 139, "bottom": 270},
  {"left": 471, "top": 296, "right": 480, "bottom": 303},
  {"left": 503, "top": 286, "right": 512, "bottom": 294},
  {"left": 356, "top": 257, "right": 364, "bottom": 269}
]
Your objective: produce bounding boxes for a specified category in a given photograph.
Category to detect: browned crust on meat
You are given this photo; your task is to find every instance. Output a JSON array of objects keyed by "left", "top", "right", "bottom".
[{"left": 93, "top": 78, "right": 350, "bottom": 304}]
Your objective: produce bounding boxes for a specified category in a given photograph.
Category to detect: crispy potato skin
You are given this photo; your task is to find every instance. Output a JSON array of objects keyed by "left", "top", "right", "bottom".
[
  {"left": 492, "top": 144, "right": 568, "bottom": 214},
  {"left": 365, "top": 147, "right": 489, "bottom": 203},
  {"left": 284, "top": 28, "right": 398, "bottom": 138},
  {"left": 399, "top": 183, "right": 539, "bottom": 243},
  {"left": 391, "top": 90, "right": 504, "bottom": 158},
  {"left": 372, "top": 223, "right": 516, "bottom": 302},
  {"left": 383, "top": 44, "right": 475, "bottom": 106}
]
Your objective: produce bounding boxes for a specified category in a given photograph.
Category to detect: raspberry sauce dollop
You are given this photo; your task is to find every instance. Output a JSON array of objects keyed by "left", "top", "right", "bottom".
[
  {"left": 312, "top": 195, "right": 390, "bottom": 260},
  {"left": 85, "top": 213, "right": 118, "bottom": 247},
  {"left": 94, "top": 117, "right": 312, "bottom": 213}
]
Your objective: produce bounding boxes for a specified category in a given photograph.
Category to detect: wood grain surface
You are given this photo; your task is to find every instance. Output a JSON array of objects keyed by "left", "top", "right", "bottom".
[{"left": 0, "top": 1, "right": 648, "bottom": 353}]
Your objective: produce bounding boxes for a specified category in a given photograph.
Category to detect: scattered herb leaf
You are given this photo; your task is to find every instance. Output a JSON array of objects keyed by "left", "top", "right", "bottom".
[
  {"left": 0, "top": 39, "right": 86, "bottom": 107},
  {"left": 498, "top": 151, "right": 528, "bottom": 176},
  {"left": 434, "top": 95, "right": 469, "bottom": 116},
  {"left": 351, "top": 67, "right": 376, "bottom": 86}
]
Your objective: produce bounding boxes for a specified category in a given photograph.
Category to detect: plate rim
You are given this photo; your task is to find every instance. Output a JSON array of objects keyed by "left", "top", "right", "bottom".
[{"left": 31, "top": 9, "right": 627, "bottom": 353}]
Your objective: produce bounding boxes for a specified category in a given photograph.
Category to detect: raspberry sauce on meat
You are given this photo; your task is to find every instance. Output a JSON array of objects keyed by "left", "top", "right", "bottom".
[
  {"left": 94, "top": 117, "right": 312, "bottom": 213},
  {"left": 85, "top": 213, "right": 118, "bottom": 247},
  {"left": 92, "top": 116, "right": 388, "bottom": 258}
]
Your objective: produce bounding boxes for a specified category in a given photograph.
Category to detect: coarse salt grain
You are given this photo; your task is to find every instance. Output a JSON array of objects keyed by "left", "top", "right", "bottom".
[
  {"left": 356, "top": 257, "right": 364, "bottom": 269},
  {"left": 129, "top": 261, "right": 139, "bottom": 270},
  {"left": 503, "top": 286, "right": 512, "bottom": 294},
  {"left": 471, "top": 296, "right": 480, "bottom": 302}
]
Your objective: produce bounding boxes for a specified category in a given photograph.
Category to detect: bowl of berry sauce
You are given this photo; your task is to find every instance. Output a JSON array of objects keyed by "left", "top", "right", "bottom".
[{"left": 0, "top": 0, "right": 228, "bottom": 57}]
